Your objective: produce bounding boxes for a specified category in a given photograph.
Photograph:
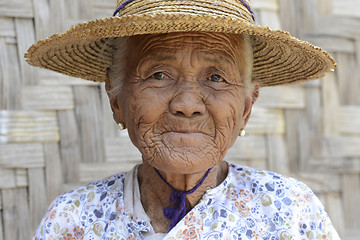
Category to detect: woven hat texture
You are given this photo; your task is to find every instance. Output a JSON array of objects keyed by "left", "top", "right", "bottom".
[{"left": 25, "top": 0, "right": 336, "bottom": 87}]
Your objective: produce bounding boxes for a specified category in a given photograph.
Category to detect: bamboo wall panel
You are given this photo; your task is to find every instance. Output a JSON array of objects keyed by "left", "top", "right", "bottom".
[{"left": 0, "top": 0, "right": 359, "bottom": 239}]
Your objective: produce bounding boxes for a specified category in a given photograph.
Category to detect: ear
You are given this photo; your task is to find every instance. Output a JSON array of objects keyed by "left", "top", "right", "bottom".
[
  {"left": 242, "top": 84, "right": 259, "bottom": 127},
  {"left": 105, "top": 71, "right": 125, "bottom": 125}
]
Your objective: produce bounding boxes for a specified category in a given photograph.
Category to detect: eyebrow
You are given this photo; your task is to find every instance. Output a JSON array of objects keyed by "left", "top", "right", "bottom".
[
  {"left": 151, "top": 54, "right": 177, "bottom": 62},
  {"left": 201, "top": 51, "right": 236, "bottom": 65}
]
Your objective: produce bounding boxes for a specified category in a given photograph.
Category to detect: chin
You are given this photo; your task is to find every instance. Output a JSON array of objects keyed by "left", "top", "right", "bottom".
[{"left": 134, "top": 129, "right": 231, "bottom": 174}]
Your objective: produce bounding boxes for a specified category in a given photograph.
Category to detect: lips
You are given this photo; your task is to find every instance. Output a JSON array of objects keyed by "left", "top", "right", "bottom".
[
  {"left": 161, "top": 128, "right": 211, "bottom": 137},
  {"left": 161, "top": 131, "right": 210, "bottom": 146},
  {"left": 154, "top": 118, "right": 215, "bottom": 138},
  {"left": 165, "top": 131, "right": 206, "bottom": 136},
  {"left": 162, "top": 129, "right": 206, "bottom": 134}
]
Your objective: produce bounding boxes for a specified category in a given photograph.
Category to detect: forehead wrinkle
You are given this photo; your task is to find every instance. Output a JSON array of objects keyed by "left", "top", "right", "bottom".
[
  {"left": 198, "top": 49, "right": 236, "bottom": 67},
  {"left": 133, "top": 32, "right": 241, "bottom": 61}
]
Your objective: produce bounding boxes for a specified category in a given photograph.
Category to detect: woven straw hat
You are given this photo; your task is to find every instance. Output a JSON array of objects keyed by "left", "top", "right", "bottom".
[{"left": 25, "top": 0, "right": 336, "bottom": 87}]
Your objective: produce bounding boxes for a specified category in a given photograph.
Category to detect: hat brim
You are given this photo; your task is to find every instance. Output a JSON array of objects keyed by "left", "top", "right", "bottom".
[{"left": 25, "top": 14, "right": 336, "bottom": 87}]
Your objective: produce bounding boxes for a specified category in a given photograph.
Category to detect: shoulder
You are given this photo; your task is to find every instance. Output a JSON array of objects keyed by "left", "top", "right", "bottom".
[
  {"left": 228, "top": 163, "right": 320, "bottom": 210},
  {"left": 228, "top": 163, "right": 311, "bottom": 196},
  {"left": 227, "top": 163, "right": 340, "bottom": 239},
  {"left": 34, "top": 172, "right": 127, "bottom": 239},
  {"left": 52, "top": 171, "right": 126, "bottom": 212}
]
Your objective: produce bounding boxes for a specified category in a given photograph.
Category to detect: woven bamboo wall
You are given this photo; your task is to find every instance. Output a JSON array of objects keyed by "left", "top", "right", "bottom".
[{"left": 0, "top": 0, "right": 359, "bottom": 239}]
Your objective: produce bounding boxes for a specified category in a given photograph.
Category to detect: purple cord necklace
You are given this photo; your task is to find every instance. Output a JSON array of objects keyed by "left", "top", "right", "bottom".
[{"left": 154, "top": 167, "right": 213, "bottom": 231}]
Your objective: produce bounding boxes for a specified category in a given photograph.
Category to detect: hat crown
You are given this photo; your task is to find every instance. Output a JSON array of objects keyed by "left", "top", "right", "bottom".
[
  {"left": 114, "top": 0, "right": 255, "bottom": 23},
  {"left": 116, "top": 0, "right": 253, "bottom": 8},
  {"left": 116, "top": 0, "right": 252, "bottom": 4}
]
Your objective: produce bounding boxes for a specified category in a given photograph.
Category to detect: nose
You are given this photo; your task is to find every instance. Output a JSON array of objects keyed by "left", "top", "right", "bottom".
[{"left": 169, "top": 83, "right": 206, "bottom": 118}]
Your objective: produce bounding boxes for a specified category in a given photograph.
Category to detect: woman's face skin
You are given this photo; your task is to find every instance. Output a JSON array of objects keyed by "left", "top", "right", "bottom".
[{"left": 109, "top": 32, "right": 256, "bottom": 175}]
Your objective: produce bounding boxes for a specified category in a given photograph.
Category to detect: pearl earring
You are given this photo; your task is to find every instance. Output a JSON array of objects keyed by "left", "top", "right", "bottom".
[
  {"left": 118, "top": 122, "right": 125, "bottom": 130},
  {"left": 239, "top": 128, "right": 246, "bottom": 137}
]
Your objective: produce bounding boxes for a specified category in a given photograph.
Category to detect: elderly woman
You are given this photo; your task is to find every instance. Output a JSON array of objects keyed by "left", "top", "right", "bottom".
[{"left": 27, "top": 0, "right": 340, "bottom": 239}]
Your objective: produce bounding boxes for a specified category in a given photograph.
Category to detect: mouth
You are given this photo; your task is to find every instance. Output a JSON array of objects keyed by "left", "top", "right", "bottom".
[
  {"left": 166, "top": 131, "right": 205, "bottom": 136},
  {"left": 162, "top": 130, "right": 208, "bottom": 136},
  {"left": 161, "top": 131, "right": 210, "bottom": 144}
]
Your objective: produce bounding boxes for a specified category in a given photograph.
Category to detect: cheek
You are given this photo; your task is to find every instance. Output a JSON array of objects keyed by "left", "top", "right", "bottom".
[
  {"left": 205, "top": 89, "right": 245, "bottom": 151},
  {"left": 207, "top": 90, "right": 245, "bottom": 129},
  {"left": 123, "top": 86, "right": 171, "bottom": 134}
]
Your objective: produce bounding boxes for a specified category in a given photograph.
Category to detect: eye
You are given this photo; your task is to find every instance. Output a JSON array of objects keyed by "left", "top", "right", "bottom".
[
  {"left": 151, "top": 72, "right": 166, "bottom": 80},
  {"left": 208, "top": 74, "right": 224, "bottom": 82}
]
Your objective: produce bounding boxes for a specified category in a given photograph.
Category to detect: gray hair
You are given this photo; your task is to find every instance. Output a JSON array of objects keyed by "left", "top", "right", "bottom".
[
  {"left": 106, "top": 37, "right": 130, "bottom": 100},
  {"left": 241, "top": 35, "right": 255, "bottom": 89},
  {"left": 106, "top": 34, "right": 254, "bottom": 99}
]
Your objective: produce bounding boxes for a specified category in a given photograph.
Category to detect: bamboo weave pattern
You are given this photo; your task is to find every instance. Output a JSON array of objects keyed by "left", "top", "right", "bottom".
[{"left": 0, "top": 0, "right": 359, "bottom": 239}]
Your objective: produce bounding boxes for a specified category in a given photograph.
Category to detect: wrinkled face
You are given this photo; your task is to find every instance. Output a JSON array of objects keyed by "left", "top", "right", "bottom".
[{"left": 109, "top": 32, "right": 255, "bottom": 174}]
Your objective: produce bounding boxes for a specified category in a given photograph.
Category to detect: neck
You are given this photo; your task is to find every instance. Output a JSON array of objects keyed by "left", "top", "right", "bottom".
[
  {"left": 137, "top": 160, "right": 228, "bottom": 232},
  {"left": 139, "top": 161, "right": 228, "bottom": 205}
]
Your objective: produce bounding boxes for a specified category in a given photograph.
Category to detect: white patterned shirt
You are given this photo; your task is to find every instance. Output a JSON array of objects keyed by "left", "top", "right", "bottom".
[{"left": 33, "top": 163, "right": 340, "bottom": 240}]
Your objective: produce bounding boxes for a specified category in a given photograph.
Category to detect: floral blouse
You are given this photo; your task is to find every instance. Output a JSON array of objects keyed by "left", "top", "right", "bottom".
[{"left": 33, "top": 164, "right": 340, "bottom": 240}]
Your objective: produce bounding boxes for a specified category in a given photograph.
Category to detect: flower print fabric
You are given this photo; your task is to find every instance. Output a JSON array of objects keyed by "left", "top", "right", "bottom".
[{"left": 33, "top": 164, "right": 341, "bottom": 240}]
